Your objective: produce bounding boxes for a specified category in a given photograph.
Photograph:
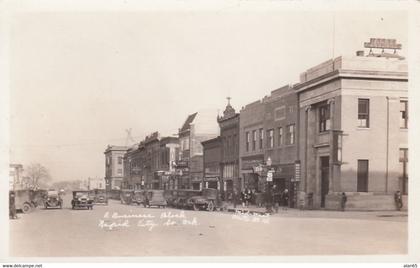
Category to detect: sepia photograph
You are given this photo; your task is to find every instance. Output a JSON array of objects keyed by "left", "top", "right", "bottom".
[{"left": 1, "top": 0, "right": 419, "bottom": 265}]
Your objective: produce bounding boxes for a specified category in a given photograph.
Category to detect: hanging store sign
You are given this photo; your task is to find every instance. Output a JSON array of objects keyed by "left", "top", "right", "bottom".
[{"left": 294, "top": 161, "right": 301, "bottom": 182}]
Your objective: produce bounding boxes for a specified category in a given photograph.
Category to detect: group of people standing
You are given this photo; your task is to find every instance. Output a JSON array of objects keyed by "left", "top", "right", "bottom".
[
  {"left": 266, "top": 184, "right": 290, "bottom": 213},
  {"left": 229, "top": 185, "right": 290, "bottom": 212}
]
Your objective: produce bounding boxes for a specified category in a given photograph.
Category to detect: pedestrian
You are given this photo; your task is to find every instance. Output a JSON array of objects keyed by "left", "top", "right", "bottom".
[
  {"left": 245, "top": 188, "right": 252, "bottom": 207},
  {"left": 9, "top": 191, "right": 17, "bottom": 220},
  {"left": 282, "top": 188, "right": 289, "bottom": 210},
  {"left": 394, "top": 190, "right": 403, "bottom": 211},
  {"left": 265, "top": 186, "right": 273, "bottom": 214},
  {"left": 232, "top": 189, "right": 238, "bottom": 209},
  {"left": 340, "top": 192, "right": 347, "bottom": 211},
  {"left": 272, "top": 185, "right": 281, "bottom": 213},
  {"left": 241, "top": 189, "right": 246, "bottom": 208}
]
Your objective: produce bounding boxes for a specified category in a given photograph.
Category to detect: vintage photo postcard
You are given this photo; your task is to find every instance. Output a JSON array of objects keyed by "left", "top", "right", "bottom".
[{"left": 1, "top": 0, "right": 419, "bottom": 264}]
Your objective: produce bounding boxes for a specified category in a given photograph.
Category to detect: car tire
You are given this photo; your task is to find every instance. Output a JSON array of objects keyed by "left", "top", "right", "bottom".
[
  {"left": 22, "top": 203, "right": 32, "bottom": 214},
  {"left": 207, "top": 201, "right": 215, "bottom": 212},
  {"left": 193, "top": 204, "right": 200, "bottom": 211}
]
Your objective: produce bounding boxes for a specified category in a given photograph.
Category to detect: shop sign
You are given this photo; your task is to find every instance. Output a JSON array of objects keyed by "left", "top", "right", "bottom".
[{"left": 294, "top": 161, "right": 301, "bottom": 182}]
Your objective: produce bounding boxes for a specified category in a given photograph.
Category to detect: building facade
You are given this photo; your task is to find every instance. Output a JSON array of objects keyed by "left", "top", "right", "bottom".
[
  {"left": 176, "top": 110, "right": 219, "bottom": 189},
  {"left": 294, "top": 47, "right": 408, "bottom": 210},
  {"left": 217, "top": 98, "right": 240, "bottom": 197},
  {"left": 104, "top": 145, "right": 128, "bottom": 191},
  {"left": 202, "top": 137, "right": 222, "bottom": 190},
  {"left": 122, "top": 133, "right": 179, "bottom": 190},
  {"left": 87, "top": 177, "right": 106, "bottom": 190},
  {"left": 239, "top": 86, "right": 298, "bottom": 205},
  {"left": 262, "top": 85, "right": 299, "bottom": 207}
]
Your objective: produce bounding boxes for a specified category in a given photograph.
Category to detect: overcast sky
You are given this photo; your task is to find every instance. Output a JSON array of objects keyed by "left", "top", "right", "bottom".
[{"left": 9, "top": 8, "right": 407, "bottom": 182}]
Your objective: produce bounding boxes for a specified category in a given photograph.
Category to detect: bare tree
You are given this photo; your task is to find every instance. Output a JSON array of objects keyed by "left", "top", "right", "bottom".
[{"left": 25, "top": 163, "right": 52, "bottom": 189}]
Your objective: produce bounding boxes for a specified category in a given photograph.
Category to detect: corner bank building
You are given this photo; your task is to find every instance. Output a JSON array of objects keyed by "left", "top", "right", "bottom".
[{"left": 294, "top": 50, "right": 408, "bottom": 210}]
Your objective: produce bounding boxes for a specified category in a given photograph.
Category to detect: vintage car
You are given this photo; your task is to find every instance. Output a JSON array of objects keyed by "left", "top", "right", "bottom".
[
  {"left": 44, "top": 190, "right": 63, "bottom": 209},
  {"left": 172, "top": 190, "right": 202, "bottom": 209},
  {"left": 9, "top": 189, "right": 48, "bottom": 214},
  {"left": 71, "top": 191, "right": 94, "bottom": 210},
  {"left": 120, "top": 189, "right": 134, "bottom": 205},
  {"left": 131, "top": 190, "right": 147, "bottom": 206},
  {"left": 90, "top": 189, "right": 108, "bottom": 205},
  {"left": 187, "top": 188, "right": 227, "bottom": 211},
  {"left": 144, "top": 190, "right": 167, "bottom": 208}
]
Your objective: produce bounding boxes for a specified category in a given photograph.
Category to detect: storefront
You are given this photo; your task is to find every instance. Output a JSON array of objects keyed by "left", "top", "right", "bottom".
[{"left": 204, "top": 176, "right": 219, "bottom": 190}]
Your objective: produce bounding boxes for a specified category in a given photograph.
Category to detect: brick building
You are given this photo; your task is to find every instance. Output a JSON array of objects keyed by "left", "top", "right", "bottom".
[
  {"left": 176, "top": 110, "right": 219, "bottom": 189},
  {"left": 122, "top": 133, "right": 179, "bottom": 190},
  {"left": 217, "top": 98, "right": 240, "bottom": 196},
  {"left": 202, "top": 137, "right": 222, "bottom": 190},
  {"left": 239, "top": 86, "right": 298, "bottom": 205},
  {"left": 294, "top": 42, "right": 408, "bottom": 210}
]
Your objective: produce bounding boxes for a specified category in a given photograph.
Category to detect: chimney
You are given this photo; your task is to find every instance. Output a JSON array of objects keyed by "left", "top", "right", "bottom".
[{"left": 356, "top": 50, "right": 365, "bottom": 57}]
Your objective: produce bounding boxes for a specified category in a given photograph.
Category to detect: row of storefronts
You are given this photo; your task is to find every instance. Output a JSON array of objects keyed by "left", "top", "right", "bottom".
[{"left": 105, "top": 39, "right": 408, "bottom": 210}]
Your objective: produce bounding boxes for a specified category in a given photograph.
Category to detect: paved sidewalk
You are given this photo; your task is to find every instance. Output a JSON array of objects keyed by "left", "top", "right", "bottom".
[{"left": 224, "top": 204, "right": 408, "bottom": 222}]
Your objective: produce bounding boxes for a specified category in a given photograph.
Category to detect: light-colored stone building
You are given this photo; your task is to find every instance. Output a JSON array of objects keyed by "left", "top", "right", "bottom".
[
  {"left": 104, "top": 145, "right": 128, "bottom": 191},
  {"left": 294, "top": 50, "right": 408, "bottom": 210}
]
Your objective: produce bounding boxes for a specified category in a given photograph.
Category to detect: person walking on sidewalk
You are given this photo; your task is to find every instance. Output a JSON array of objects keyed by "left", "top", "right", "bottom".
[
  {"left": 340, "top": 192, "right": 347, "bottom": 211},
  {"left": 394, "top": 190, "right": 403, "bottom": 211},
  {"left": 232, "top": 189, "right": 238, "bottom": 209},
  {"left": 272, "top": 185, "right": 281, "bottom": 213},
  {"left": 282, "top": 188, "right": 289, "bottom": 210}
]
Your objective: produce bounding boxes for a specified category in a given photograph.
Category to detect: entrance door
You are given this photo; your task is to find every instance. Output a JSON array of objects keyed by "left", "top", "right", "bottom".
[
  {"left": 320, "top": 156, "right": 330, "bottom": 208},
  {"left": 357, "top": 160, "right": 369, "bottom": 192}
]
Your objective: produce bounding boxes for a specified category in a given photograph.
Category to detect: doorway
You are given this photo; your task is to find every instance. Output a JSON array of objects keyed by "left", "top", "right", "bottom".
[{"left": 320, "top": 156, "right": 330, "bottom": 208}]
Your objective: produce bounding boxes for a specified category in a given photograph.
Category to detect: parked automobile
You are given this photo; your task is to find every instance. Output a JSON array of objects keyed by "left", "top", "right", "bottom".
[
  {"left": 13, "top": 190, "right": 36, "bottom": 214},
  {"left": 172, "top": 190, "right": 202, "bottom": 209},
  {"left": 44, "top": 190, "right": 63, "bottom": 209},
  {"left": 90, "top": 189, "right": 108, "bottom": 205},
  {"left": 132, "top": 190, "right": 147, "bottom": 206},
  {"left": 71, "top": 191, "right": 94, "bottom": 210},
  {"left": 144, "top": 190, "right": 167, "bottom": 208},
  {"left": 187, "top": 188, "right": 227, "bottom": 211},
  {"left": 120, "top": 189, "right": 133, "bottom": 205}
]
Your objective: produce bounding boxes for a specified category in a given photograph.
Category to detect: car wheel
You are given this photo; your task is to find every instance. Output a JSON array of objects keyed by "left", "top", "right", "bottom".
[
  {"left": 22, "top": 203, "right": 32, "bottom": 214},
  {"left": 207, "top": 201, "right": 215, "bottom": 212},
  {"left": 193, "top": 204, "right": 200, "bottom": 211}
]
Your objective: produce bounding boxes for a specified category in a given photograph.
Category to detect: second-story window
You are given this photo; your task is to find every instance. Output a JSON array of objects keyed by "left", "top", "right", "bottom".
[
  {"left": 358, "top": 99, "right": 370, "bottom": 128},
  {"left": 286, "top": 124, "right": 295, "bottom": 145},
  {"left": 118, "top": 156, "right": 122, "bottom": 165},
  {"left": 278, "top": 127, "right": 283, "bottom": 146},
  {"left": 267, "top": 129, "right": 274, "bottom": 148},
  {"left": 252, "top": 130, "right": 257, "bottom": 151},
  {"left": 400, "top": 100, "right": 408, "bottom": 129},
  {"left": 246, "top": 132, "right": 250, "bottom": 152},
  {"left": 319, "top": 104, "right": 331, "bottom": 132},
  {"left": 259, "top": 128, "right": 264, "bottom": 149}
]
